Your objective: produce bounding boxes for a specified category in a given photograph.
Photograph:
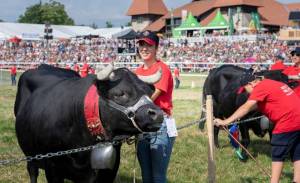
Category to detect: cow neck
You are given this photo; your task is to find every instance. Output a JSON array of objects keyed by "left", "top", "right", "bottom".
[{"left": 84, "top": 84, "right": 107, "bottom": 139}]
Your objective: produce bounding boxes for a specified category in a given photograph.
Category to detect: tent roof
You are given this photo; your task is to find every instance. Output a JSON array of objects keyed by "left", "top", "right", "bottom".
[
  {"left": 0, "top": 22, "right": 96, "bottom": 40},
  {"left": 206, "top": 9, "right": 229, "bottom": 29},
  {"left": 114, "top": 29, "right": 137, "bottom": 40},
  {"left": 175, "top": 12, "right": 201, "bottom": 30},
  {"left": 91, "top": 27, "right": 132, "bottom": 38}
]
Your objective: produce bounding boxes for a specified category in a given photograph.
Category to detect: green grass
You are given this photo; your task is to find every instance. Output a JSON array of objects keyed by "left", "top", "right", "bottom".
[{"left": 0, "top": 73, "right": 295, "bottom": 182}]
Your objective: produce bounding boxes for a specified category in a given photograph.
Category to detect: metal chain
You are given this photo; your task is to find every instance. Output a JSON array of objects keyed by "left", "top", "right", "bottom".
[
  {"left": 0, "top": 142, "right": 112, "bottom": 166},
  {"left": 1, "top": 114, "right": 260, "bottom": 167},
  {"left": 230, "top": 116, "right": 263, "bottom": 125}
]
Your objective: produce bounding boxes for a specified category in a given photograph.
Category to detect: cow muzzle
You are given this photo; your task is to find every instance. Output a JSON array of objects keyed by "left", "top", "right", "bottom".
[{"left": 106, "top": 95, "right": 160, "bottom": 133}]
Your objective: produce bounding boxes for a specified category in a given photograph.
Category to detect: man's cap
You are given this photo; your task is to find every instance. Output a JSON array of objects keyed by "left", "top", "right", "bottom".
[
  {"left": 290, "top": 47, "right": 300, "bottom": 55},
  {"left": 137, "top": 30, "right": 159, "bottom": 46},
  {"left": 275, "top": 54, "right": 284, "bottom": 60},
  {"left": 240, "top": 72, "right": 256, "bottom": 86}
]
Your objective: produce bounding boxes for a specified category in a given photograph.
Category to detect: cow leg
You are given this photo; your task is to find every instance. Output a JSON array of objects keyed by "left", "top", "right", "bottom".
[
  {"left": 96, "top": 144, "right": 121, "bottom": 183},
  {"left": 44, "top": 165, "right": 64, "bottom": 183},
  {"left": 214, "top": 126, "right": 220, "bottom": 148},
  {"left": 27, "top": 162, "right": 39, "bottom": 183},
  {"left": 239, "top": 126, "right": 250, "bottom": 161}
]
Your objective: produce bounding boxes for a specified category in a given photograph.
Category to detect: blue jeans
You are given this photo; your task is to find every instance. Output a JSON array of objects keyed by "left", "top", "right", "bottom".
[
  {"left": 137, "top": 117, "right": 176, "bottom": 183},
  {"left": 11, "top": 75, "right": 16, "bottom": 86}
]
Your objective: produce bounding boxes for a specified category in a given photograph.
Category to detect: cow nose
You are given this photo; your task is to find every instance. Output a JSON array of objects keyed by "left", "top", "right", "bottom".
[{"left": 147, "top": 108, "right": 158, "bottom": 121}]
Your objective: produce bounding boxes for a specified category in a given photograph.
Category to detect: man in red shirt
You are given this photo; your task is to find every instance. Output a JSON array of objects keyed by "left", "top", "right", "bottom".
[
  {"left": 80, "top": 62, "right": 89, "bottom": 78},
  {"left": 10, "top": 65, "right": 17, "bottom": 86},
  {"left": 73, "top": 62, "right": 80, "bottom": 74},
  {"left": 215, "top": 73, "right": 300, "bottom": 183},
  {"left": 173, "top": 65, "right": 180, "bottom": 89}
]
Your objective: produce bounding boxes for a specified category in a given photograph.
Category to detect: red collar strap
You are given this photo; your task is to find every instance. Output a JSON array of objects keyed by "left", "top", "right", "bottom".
[{"left": 84, "top": 85, "right": 107, "bottom": 137}]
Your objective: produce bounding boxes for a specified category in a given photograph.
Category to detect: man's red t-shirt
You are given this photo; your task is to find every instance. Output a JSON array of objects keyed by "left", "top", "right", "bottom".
[
  {"left": 174, "top": 68, "right": 180, "bottom": 78},
  {"left": 81, "top": 63, "right": 89, "bottom": 77},
  {"left": 248, "top": 79, "right": 300, "bottom": 134},
  {"left": 283, "top": 66, "right": 300, "bottom": 96},
  {"left": 135, "top": 60, "right": 173, "bottom": 115},
  {"left": 10, "top": 66, "right": 17, "bottom": 75},
  {"left": 73, "top": 64, "right": 80, "bottom": 73},
  {"left": 270, "top": 60, "right": 286, "bottom": 71}
]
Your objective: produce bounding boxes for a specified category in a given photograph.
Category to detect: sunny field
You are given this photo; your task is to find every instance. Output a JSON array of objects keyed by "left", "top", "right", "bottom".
[{"left": 0, "top": 71, "right": 295, "bottom": 183}]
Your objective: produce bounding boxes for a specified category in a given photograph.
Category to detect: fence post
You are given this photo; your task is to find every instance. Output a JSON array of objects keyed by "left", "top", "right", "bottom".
[{"left": 206, "top": 95, "right": 215, "bottom": 183}]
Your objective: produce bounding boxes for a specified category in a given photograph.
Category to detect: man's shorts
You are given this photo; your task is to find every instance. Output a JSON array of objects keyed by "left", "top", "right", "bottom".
[{"left": 271, "top": 131, "right": 300, "bottom": 162}]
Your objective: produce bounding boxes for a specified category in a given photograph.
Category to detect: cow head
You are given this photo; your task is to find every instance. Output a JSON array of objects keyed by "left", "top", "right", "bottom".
[{"left": 95, "top": 64, "right": 164, "bottom": 136}]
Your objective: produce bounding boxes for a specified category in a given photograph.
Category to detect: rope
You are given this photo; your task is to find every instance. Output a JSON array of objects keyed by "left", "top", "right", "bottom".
[{"left": 221, "top": 126, "right": 271, "bottom": 178}]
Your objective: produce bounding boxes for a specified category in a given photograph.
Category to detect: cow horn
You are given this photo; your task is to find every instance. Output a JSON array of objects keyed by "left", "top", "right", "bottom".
[
  {"left": 96, "top": 63, "right": 114, "bottom": 80},
  {"left": 137, "top": 67, "right": 162, "bottom": 84}
]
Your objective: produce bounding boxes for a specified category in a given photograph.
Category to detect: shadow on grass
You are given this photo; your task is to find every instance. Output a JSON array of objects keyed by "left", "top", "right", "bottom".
[
  {"left": 248, "top": 139, "right": 272, "bottom": 158},
  {"left": 115, "top": 175, "right": 175, "bottom": 183},
  {"left": 240, "top": 176, "right": 269, "bottom": 183}
]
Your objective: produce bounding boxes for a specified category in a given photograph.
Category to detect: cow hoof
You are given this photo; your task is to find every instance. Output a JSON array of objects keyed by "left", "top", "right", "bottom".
[{"left": 198, "top": 121, "right": 205, "bottom": 130}]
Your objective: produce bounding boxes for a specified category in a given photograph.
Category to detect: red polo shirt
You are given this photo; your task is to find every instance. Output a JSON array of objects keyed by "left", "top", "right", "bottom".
[
  {"left": 81, "top": 63, "right": 89, "bottom": 78},
  {"left": 73, "top": 64, "right": 80, "bottom": 73},
  {"left": 248, "top": 79, "right": 300, "bottom": 134},
  {"left": 10, "top": 66, "right": 17, "bottom": 75},
  {"left": 270, "top": 60, "right": 286, "bottom": 71},
  {"left": 174, "top": 68, "right": 180, "bottom": 78},
  {"left": 283, "top": 66, "right": 300, "bottom": 97},
  {"left": 135, "top": 60, "right": 173, "bottom": 115}
]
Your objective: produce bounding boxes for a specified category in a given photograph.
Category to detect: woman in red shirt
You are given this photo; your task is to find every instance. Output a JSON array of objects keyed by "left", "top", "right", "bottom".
[
  {"left": 215, "top": 73, "right": 300, "bottom": 183},
  {"left": 135, "top": 30, "right": 176, "bottom": 183}
]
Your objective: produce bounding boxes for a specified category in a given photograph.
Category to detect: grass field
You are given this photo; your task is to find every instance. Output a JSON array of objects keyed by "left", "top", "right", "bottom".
[{"left": 0, "top": 71, "right": 295, "bottom": 183}]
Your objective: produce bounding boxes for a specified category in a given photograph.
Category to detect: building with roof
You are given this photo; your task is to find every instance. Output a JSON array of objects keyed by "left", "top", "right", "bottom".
[
  {"left": 127, "top": 0, "right": 168, "bottom": 32},
  {"left": 127, "top": 0, "right": 300, "bottom": 37}
]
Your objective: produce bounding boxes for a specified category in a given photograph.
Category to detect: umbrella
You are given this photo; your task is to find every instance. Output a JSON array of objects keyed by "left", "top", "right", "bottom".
[{"left": 8, "top": 36, "right": 22, "bottom": 43}]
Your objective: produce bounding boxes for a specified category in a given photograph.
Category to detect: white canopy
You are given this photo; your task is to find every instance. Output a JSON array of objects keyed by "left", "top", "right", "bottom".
[
  {"left": 91, "top": 27, "right": 132, "bottom": 38},
  {"left": 0, "top": 22, "right": 95, "bottom": 40}
]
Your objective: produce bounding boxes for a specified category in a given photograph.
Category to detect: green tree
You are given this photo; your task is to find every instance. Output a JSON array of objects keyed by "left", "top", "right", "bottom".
[
  {"left": 90, "top": 22, "right": 98, "bottom": 29},
  {"left": 0, "top": 19, "right": 4, "bottom": 22},
  {"left": 125, "top": 21, "right": 132, "bottom": 27},
  {"left": 18, "top": 0, "right": 74, "bottom": 25},
  {"left": 106, "top": 21, "right": 113, "bottom": 28}
]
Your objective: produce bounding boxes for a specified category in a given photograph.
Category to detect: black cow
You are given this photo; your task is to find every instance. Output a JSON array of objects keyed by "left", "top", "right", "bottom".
[
  {"left": 15, "top": 64, "right": 164, "bottom": 183},
  {"left": 199, "top": 65, "right": 290, "bottom": 159}
]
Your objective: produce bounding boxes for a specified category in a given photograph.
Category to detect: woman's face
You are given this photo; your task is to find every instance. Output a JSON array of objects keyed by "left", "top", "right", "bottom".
[
  {"left": 291, "top": 53, "right": 300, "bottom": 67},
  {"left": 138, "top": 41, "right": 157, "bottom": 61}
]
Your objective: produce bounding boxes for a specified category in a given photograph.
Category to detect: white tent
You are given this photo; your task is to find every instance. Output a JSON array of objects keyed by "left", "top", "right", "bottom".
[
  {"left": 91, "top": 27, "right": 132, "bottom": 38},
  {"left": 0, "top": 31, "right": 8, "bottom": 40},
  {"left": 0, "top": 22, "right": 96, "bottom": 40}
]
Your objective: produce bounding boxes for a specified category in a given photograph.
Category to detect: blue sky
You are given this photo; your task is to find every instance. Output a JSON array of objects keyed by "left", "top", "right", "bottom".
[{"left": 0, "top": 0, "right": 300, "bottom": 27}]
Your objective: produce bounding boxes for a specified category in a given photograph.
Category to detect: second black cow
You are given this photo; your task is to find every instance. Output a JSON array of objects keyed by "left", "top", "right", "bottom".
[{"left": 200, "top": 65, "right": 290, "bottom": 160}]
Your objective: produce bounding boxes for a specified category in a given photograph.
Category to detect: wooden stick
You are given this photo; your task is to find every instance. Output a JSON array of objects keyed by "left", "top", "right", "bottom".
[{"left": 206, "top": 95, "right": 216, "bottom": 183}]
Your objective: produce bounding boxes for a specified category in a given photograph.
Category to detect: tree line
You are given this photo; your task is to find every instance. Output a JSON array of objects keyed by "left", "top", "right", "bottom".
[{"left": 1, "top": 0, "right": 132, "bottom": 28}]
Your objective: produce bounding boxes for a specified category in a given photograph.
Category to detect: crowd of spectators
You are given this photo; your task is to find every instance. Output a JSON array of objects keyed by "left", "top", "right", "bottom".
[
  {"left": 157, "top": 37, "right": 291, "bottom": 71},
  {"left": 0, "top": 35, "right": 296, "bottom": 72}
]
